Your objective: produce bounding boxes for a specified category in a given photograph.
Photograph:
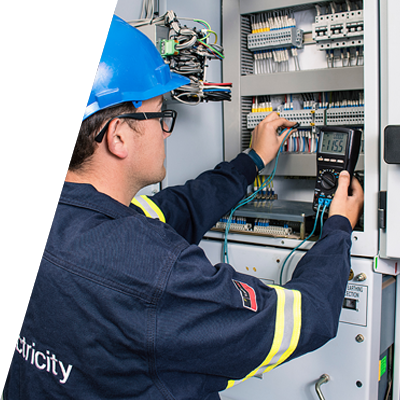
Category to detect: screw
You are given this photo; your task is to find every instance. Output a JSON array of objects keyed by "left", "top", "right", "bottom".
[
  {"left": 355, "top": 273, "right": 367, "bottom": 282},
  {"left": 356, "top": 334, "right": 364, "bottom": 343},
  {"left": 276, "top": 259, "right": 280, "bottom": 263}
]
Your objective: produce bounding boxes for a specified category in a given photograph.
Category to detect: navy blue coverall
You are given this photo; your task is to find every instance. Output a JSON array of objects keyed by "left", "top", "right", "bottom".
[{"left": 3, "top": 153, "right": 352, "bottom": 399}]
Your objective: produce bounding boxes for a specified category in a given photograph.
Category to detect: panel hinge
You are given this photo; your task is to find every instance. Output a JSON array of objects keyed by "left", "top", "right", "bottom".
[{"left": 378, "top": 191, "right": 387, "bottom": 230}]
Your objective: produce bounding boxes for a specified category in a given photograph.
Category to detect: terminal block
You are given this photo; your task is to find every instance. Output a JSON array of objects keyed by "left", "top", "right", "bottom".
[
  {"left": 247, "top": 111, "right": 273, "bottom": 129},
  {"left": 158, "top": 39, "right": 179, "bottom": 57},
  {"left": 253, "top": 219, "right": 293, "bottom": 236},
  {"left": 326, "top": 106, "right": 364, "bottom": 125},
  {"left": 212, "top": 200, "right": 315, "bottom": 240},
  {"left": 312, "top": 10, "right": 363, "bottom": 50},
  {"left": 247, "top": 109, "right": 325, "bottom": 129},
  {"left": 248, "top": 27, "right": 303, "bottom": 51},
  {"left": 280, "top": 109, "right": 325, "bottom": 127},
  {"left": 215, "top": 218, "right": 252, "bottom": 232}
]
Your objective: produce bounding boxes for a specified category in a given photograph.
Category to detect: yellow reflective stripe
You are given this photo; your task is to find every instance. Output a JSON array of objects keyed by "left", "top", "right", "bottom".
[
  {"left": 226, "top": 285, "right": 301, "bottom": 389},
  {"left": 276, "top": 288, "right": 302, "bottom": 366},
  {"left": 141, "top": 196, "right": 166, "bottom": 223},
  {"left": 131, "top": 197, "right": 150, "bottom": 217},
  {"left": 131, "top": 195, "right": 166, "bottom": 223}
]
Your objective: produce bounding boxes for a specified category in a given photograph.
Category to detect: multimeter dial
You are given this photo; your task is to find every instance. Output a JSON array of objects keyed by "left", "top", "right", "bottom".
[{"left": 320, "top": 170, "right": 337, "bottom": 191}]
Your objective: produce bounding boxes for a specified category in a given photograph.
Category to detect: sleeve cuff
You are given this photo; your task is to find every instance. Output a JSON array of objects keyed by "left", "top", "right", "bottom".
[
  {"left": 322, "top": 215, "right": 353, "bottom": 237},
  {"left": 229, "top": 152, "right": 258, "bottom": 185}
]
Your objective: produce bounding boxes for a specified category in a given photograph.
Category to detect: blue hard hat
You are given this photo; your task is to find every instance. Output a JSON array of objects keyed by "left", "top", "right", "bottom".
[{"left": 15, "top": 12, "right": 190, "bottom": 132}]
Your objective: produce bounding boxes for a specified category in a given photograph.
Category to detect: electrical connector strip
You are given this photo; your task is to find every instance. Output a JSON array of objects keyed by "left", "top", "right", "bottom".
[
  {"left": 0, "top": 2, "right": 67, "bottom": 24},
  {"left": 247, "top": 91, "right": 364, "bottom": 130},
  {"left": 248, "top": 9, "right": 301, "bottom": 73},
  {"left": 248, "top": 28, "right": 303, "bottom": 52}
]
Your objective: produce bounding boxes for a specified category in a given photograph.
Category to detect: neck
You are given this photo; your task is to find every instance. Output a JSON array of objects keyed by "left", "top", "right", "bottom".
[{"left": 65, "top": 166, "right": 139, "bottom": 207}]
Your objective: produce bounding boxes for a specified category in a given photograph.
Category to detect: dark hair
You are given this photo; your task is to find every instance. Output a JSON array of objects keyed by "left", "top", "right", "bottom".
[{"left": 68, "top": 102, "right": 138, "bottom": 171}]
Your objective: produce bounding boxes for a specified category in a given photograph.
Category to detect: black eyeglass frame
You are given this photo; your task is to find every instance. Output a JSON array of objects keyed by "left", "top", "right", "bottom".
[{"left": 94, "top": 109, "right": 178, "bottom": 143}]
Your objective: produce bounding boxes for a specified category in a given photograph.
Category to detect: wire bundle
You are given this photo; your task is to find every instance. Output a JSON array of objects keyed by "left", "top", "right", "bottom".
[
  {"left": 281, "top": 130, "right": 319, "bottom": 153},
  {"left": 253, "top": 176, "right": 276, "bottom": 200},
  {"left": 326, "top": 46, "right": 364, "bottom": 68},
  {"left": 327, "top": 90, "right": 364, "bottom": 108},
  {"left": 130, "top": 5, "right": 231, "bottom": 105},
  {"left": 253, "top": 47, "right": 300, "bottom": 75},
  {"left": 250, "top": 9, "right": 296, "bottom": 33}
]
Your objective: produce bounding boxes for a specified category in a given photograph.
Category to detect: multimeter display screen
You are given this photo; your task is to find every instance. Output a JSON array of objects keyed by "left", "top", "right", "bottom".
[{"left": 320, "top": 132, "right": 348, "bottom": 155}]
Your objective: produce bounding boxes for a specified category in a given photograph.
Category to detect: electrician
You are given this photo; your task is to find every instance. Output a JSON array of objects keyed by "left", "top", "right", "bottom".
[{"left": 3, "top": 15, "right": 363, "bottom": 400}]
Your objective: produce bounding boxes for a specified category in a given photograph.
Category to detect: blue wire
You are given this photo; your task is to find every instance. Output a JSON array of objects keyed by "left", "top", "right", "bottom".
[
  {"left": 279, "top": 204, "right": 322, "bottom": 285},
  {"left": 319, "top": 203, "right": 328, "bottom": 239},
  {"left": 223, "top": 127, "right": 294, "bottom": 263}
]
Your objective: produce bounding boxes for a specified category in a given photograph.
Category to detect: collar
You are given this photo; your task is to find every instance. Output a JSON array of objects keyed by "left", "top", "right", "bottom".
[{"left": 60, "top": 181, "right": 137, "bottom": 220}]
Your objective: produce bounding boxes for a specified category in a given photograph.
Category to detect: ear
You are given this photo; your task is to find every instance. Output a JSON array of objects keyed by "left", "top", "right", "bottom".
[{"left": 105, "top": 119, "right": 129, "bottom": 159}]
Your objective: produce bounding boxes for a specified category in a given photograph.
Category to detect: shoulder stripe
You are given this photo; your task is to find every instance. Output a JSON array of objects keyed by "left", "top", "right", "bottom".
[
  {"left": 131, "top": 195, "right": 166, "bottom": 223},
  {"left": 226, "top": 285, "right": 301, "bottom": 389}
]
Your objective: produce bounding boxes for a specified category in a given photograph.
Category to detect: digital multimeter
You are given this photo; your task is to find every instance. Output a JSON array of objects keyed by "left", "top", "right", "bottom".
[{"left": 313, "top": 126, "right": 362, "bottom": 212}]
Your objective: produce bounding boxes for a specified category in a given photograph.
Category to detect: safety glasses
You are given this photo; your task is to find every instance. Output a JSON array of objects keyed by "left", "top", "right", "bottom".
[{"left": 94, "top": 109, "right": 177, "bottom": 143}]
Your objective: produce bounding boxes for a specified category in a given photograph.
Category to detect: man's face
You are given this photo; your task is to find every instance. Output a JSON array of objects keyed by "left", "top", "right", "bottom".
[{"left": 129, "top": 95, "right": 171, "bottom": 188}]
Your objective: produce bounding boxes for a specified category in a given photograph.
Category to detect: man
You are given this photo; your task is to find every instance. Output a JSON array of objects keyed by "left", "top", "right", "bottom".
[{"left": 3, "top": 15, "right": 363, "bottom": 399}]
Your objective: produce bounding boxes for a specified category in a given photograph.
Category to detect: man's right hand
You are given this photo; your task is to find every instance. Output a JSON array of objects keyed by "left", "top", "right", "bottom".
[{"left": 328, "top": 170, "right": 364, "bottom": 229}]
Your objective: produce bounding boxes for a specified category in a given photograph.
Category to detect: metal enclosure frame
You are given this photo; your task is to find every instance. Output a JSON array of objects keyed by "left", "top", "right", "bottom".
[{"left": 379, "top": 0, "right": 400, "bottom": 398}]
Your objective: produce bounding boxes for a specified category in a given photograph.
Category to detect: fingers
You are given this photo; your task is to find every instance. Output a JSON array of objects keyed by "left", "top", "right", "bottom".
[
  {"left": 278, "top": 128, "right": 293, "bottom": 147},
  {"left": 350, "top": 174, "right": 363, "bottom": 198},
  {"left": 264, "top": 111, "right": 280, "bottom": 122},
  {"left": 334, "top": 170, "right": 351, "bottom": 199},
  {"left": 328, "top": 171, "right": 364, "bottom": 228},
  {"left": 265, "top": 117, "right": 295, "bottom": 131}
]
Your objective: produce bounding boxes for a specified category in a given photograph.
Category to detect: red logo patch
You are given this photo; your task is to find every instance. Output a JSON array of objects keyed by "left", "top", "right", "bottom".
[{"left": 232, "top": 280, "right": 258, "bottom": 312}]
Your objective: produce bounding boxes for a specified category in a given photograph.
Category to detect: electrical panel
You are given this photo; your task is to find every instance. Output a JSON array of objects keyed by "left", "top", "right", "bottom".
[
  {"left": 200, "top": 0, "right": 396, "bottom": 399},
  {"left": 217, "top": 0, "right": 380, "bottom": 257}
]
